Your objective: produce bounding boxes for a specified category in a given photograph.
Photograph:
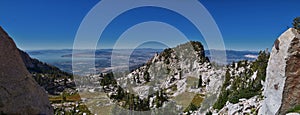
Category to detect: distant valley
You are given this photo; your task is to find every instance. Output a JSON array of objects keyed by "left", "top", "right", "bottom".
[{"left": 27, "top": 49, "right": 259, "bottom": 75}]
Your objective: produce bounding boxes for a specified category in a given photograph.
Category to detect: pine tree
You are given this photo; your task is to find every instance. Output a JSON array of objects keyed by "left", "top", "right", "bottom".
[
  {"left": 144, "top": 71, "right": 150, "bottom": 82},
  {"left": 224, "top": 69, "right": 231, "bottom": 87},
  {"left": 62, "top": 91, "right": 67, "bottom": 102},
  {"left": 293, "top": 17, "right": 300, "bottom": 32},
  {"left": 170, "top": 75, "right": 176, "bottom": 83},
  {"left": 64, "top": 78, "right": 67, "bottom": 86},
  {"left": 232, "top": 61, "right": 235, "bottom": 68},
  {"left": 198, "top": 75, "right": 203, "bottom": 88}
]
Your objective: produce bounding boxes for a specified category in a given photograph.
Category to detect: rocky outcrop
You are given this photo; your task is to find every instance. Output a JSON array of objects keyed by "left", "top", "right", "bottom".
[
  {"left": 217, "top": 96, "right": 262, "bottom": 115},
  {"left": 279, "top": 30, "right": 300, "bottom": 114},
  {"left": 0, "top": 26, "right": 53, "bottom": 114},
  {"left": 87, "top": 41, "right": 224, "bottom": 114},
  {"left": 259, "top": 28, "right": 300, "bottom": 114}
]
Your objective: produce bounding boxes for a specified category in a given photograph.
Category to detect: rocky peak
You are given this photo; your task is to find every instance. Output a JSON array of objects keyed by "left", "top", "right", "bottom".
[
  {"left": 95, "top": 40, "right": 224, "bottom": 114},
  {"left": 0, "top": 26, "right": 53, "bottom": 114},
  {"left": 148, "top": 41, "right": 208, "bottom": 67},
  {"left": 259, "top": 28, "right": 300, "bottom": 114}
]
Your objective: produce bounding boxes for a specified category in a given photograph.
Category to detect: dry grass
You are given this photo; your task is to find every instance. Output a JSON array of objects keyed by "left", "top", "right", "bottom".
[
  {"left": 49, "top": 93, "right": 81, "bottom": 102},
  {"left": 172, "top": 92, "right": 196, "bottom": 111}
]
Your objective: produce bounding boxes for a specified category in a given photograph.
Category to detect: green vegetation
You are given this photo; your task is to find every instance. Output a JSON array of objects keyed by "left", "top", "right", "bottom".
[
  {"left": 19, "top": 49, "right": 73, "bottom": 80},
  {"left": 143, "top": 71, "right": 151, "bottom": 82},
  {"left": 173, "top": 92, "right": 197, "bottom": 111},
  {"left": 170, "top": 41, "right": 207, "bottom": 65},
  {"left": 198, "top": 75, "right": 203, "bottom": 88},
  {"left": 206, "top": 111, "right": 213, "bottom": 115},
  {"left": 184, "top": 94, "right": 204, "bottom": 113},
  {"left": 53, "top": 103, "right": 92, "bottom": 115},
  {"left": 161, "top": 48, "right": 173, "bottom": 64},
  {"left": 20, "top": 50, "right": 91, "bottom": 114},
  {"left": 154, "top": 89, "right": 169, "bottom": 108},
  {"left": 293, "top": 17, "right": 300, "bottom": 32},
  {"left": 23, "top": 49, "right": 76, "bottom": 95},
  {"left": 50, "top": 92, "right": 92, "bottom": 114},
  {"left": 213, "top": 87, "right": 230, "bottom": 110},
  {"left": 213, "top": 51, "right": 270, "bottom": 110},
  {"left": 251, "top": 51, "right": 269, "bottom": 89},
  {"left": 190, "top": 41, "right": 204, "bottom": 52},
  {"left": 99, "top": 72, "right": 169, "bottom": 111},
  {"left": 287, "top": 105, "right": 300, "bottom": 113},
  {"left": 49, "top": 92, "right": 81, "bottom": 103},
  {"left": 170, "top": 84, "right": 178, "bottom": 91},
  {"left": 100, "top": 72, "right": 117, "bottom": 87}
]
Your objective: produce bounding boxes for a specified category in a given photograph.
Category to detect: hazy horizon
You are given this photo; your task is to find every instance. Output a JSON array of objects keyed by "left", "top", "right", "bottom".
[{"left": 25, "top": 48, "right": 262, "bottom": 52}]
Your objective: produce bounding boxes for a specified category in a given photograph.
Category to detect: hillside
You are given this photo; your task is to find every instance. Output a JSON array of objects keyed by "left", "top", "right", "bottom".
[
  {"left": 201, "top": 28, "right": 300, "bottom": 115},
  {"left": 0, "top": 26, "right": 90, "bottom": 114},
  {"left": 19, "top": 49, "right": 75, "bottom": 95},
  {"left": 76, "top": 41, "right": 225, "bottom": 114},
  {"left": 19, "top": 49, "right": 72, "bottom": 77},
  {"left": 75, "top": 41, "right": 267, "bottom": 114},
  {"left": 15, "top": 34, "right": 90, "bottom": 114},
  {"left": 205, "top": 51, "right": 269, "bottom": 114}
]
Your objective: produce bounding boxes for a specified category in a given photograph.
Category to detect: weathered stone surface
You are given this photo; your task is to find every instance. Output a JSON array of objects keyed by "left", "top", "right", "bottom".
[
  {"left": 0, "top": 26, "right": 53, "bottom": 114},
  {"left": 259, "top": 28, "right": 300, "bottom": 115},
  {"left": 278, "top": 36, "right": 300, "bottom": 114}
]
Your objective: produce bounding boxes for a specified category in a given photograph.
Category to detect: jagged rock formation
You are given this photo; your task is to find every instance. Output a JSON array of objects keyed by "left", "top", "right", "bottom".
[
  {"left": 82, "top": 41, "right": 224, "bottom": 114},
  {"left": 0, "top": 26, "right": 53, "bottom": 114},
  {"left": 120, "top": 41, "right": 223, "bottom": 112},
  {"left": 259, "top": 28, "right": 300, "bottom": 114}
]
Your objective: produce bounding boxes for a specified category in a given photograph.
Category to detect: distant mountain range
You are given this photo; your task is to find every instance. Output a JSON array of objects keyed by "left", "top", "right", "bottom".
[{"left": 27, "top": 49, "right": 259, "bottom": 75}]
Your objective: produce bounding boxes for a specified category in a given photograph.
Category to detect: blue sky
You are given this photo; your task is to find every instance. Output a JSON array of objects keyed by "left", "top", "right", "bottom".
[{"left": 0, "top": 0, "right": 299, "bottom": 51}]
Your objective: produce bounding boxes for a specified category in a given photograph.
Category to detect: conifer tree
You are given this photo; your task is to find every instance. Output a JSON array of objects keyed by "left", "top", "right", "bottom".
[
  {"left": 198, "top": 75, "right": 203, "bottom": 88},
  {"left": 293, "top": 17, "right": 300, "bottom": 32}
]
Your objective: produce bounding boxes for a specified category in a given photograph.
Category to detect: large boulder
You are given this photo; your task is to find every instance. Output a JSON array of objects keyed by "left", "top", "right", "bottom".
[
  {"left": 259, "top": 28, "right": 300, "bottom": 114},
  {"left": 0, "top": 26, "right": 53, "bottom": 114}
]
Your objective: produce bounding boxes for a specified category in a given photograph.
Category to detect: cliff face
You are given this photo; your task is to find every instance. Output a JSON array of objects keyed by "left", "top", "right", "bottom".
[
  {"left": 0, "top": 27, "right": 53, "bottom": 114},
  {"left": 259, "top": 28, "right": 300, "bottom": 114}
]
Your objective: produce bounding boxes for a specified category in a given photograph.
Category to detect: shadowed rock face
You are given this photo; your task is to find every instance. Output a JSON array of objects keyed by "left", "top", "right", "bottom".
[
  {"left": 0, "top": 27, "right": 53, "bottom": 114},
  {"left": 279, "top": 37, "right": 300, "bottom": 114},
  {"left": 275, "top": 39, "right": 280, "bottom": 51}
]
